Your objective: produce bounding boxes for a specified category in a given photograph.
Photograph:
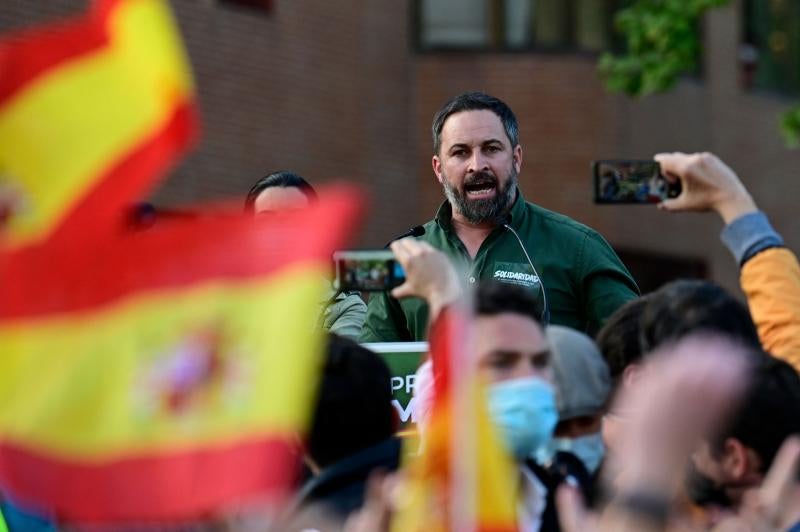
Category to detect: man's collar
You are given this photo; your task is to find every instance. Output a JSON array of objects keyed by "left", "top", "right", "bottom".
[{"left": 435, "top": 187, "right": 526, "bottom": 231}]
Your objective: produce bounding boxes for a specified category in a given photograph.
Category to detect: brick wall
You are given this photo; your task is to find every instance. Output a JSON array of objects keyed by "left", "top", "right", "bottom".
[{"left": 3, "top": 0, "right": 798, "bottom": 295}]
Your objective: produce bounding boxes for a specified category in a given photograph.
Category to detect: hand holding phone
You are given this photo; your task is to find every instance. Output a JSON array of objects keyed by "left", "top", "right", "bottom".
[
  {"left": 654, "top": 152, "right": 757, "bottom": 224},
  {"left": 593, "top": 160, "right": 682, "bottom": 204}
]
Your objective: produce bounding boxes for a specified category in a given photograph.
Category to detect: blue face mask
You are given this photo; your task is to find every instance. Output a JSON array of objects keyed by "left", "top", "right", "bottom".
[
  {"left": 534, "top": 432, "right": 606, "bottom": 474},
  {"left": 488, "top": 377, "right": 558, "bottom": 461}
]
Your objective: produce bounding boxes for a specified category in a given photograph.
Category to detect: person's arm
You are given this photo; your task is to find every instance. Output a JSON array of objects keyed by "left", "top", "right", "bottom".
[
  {"left": 580, "top": 232, "right": 640, "bottom": 336},
  {"left": 655, "top": 152, "right": 800, "bottom": 371},
  {"left": 325, "top": 292, "right": 367, "bottom": 341},
  {"left": 738, "top": 248, "right": 800, "bottom": 372}
]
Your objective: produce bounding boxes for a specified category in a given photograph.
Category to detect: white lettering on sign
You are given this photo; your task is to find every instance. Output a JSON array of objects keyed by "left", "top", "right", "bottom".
[
  {"left": 392, "top": 397, "right": 418, "bottom": 423},
  {"left": 390, "top": 374, "right": 416, "bottom": 394},
  {"left": 493, "top": 270, "right": 540, "bottom": 284}
]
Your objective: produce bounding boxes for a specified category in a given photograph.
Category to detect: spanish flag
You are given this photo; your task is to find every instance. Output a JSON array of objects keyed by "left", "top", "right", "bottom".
[
  {"left": 0, "top": 0, "right": 197, "bottom": 249},
  {"left": 0, "top": 188, "right": 362, "bottom": 523},
  {"left": 392, "top": 308, "right": 519, "bottom": 532}
]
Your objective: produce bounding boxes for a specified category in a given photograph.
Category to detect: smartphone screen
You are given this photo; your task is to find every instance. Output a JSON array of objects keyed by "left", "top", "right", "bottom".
[
  {"left": 593, "top": 160, "right": 681, "bottom": 204},
  {"left": 333, "top": 250, "right": 406, "bottom": 292}
]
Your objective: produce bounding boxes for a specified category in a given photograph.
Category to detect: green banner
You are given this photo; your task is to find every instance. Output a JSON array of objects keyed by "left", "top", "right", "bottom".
[{"left": 363, "top": 342, "right": 428, "bottom": 434}]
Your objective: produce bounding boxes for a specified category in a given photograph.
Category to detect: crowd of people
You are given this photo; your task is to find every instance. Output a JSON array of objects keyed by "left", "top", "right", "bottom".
[
  {"left": 244, "top": 93, "right": 800, "bottom": 532},
  {"left": 2, "top": 91, "right": 799, "bottom": 532}
]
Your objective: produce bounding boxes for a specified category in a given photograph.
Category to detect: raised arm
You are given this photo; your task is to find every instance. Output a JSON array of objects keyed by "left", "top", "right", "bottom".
[{"left": 655, "top": 152, "right": 800, "bottom": 371}]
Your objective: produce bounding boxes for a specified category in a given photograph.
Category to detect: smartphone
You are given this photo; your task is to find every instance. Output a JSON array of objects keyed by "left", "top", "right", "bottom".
[
  {"left": 333, "top": 250, "right": 406, "bottom": 292},
  {"left": 593, "top": 160, "right": 681, "bottom": 204}
]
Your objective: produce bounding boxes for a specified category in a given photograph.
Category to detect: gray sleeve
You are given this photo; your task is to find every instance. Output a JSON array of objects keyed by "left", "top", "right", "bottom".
[
  {"left": 325, "top": 293, "right": 367, "bottom": 341},
  {"left": 720, "top": 211, "right": 784, "bottom": 266}
]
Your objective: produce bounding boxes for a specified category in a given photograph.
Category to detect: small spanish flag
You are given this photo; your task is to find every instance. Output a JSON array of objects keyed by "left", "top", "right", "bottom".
[
  {"left": 0, "top": 188, "right": 362, "bottom": 523},
  {"left": 392, "top": 307, "right": 519, "bottom": 532},
  {"left": 0, "top": 0, "right": 197, "bottom": 249}
]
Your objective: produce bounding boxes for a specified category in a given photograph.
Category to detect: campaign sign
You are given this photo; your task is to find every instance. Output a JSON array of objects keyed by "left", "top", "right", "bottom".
[{"left": 362, "top": 342, "right": 428, "bottom": 437}]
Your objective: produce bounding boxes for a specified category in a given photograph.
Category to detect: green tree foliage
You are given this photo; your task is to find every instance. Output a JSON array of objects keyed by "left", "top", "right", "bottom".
[
  {"left": 599, "top": 0, "right": 800, "bottom": 148},
  {"left": 781, "top": 105, "right": 800, "bottom": 148}
]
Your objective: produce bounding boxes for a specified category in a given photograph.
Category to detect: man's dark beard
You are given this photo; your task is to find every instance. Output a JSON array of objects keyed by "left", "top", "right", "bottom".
[
  {"left": 442, "top": 168, "right": 518, "bottom": 225},
  {"left": 684, "top": 461, "right": 733, "bottom": 508}
]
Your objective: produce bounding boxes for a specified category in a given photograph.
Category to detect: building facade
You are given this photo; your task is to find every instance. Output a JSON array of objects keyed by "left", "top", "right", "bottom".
[{"left": 2, "top": 0, "right": 798, "bottom": 295}]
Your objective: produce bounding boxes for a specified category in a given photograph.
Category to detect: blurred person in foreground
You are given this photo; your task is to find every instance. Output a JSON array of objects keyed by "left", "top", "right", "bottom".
[
  {"left": 361, "top": 91, "right": 639, "bottom": 343},
  {"left": 281, "top": 334, "right": 400, "bottom": 529},
  {"left": 655, "top": 152, "right": 800, "bottom": 373},
  {"left": 536, "top": 325, "right": 611, "bottom": 505},
  {"left": 597, "top": 277, "right": 763, "bottom": 473},
  {"left": 555, "top": 335, "right": 753, "bottom": 532},
  {"left": 392, "top": 237, "right": 562, "bottom": 531},
  {"left": 555, "top": 338, "right": 800, "bottom": 532},
  {"left": 244, "top": 171, "right": 367, "bottom": 340},
  {"left": 683, "top": 354, "right": 800, "bottom": 524}
]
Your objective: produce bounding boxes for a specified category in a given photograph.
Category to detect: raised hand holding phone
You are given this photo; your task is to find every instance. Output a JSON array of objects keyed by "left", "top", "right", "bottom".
[{"left": 654, "top": 152, "right": 758, "bottom": 224}]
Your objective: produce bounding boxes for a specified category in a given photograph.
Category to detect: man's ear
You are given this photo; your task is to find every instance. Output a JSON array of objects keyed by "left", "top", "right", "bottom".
[
  {"left": 721, "top": 438, "right": 752, "bottom": 482},
  {"left": 432, "top": 155, "right": 443, "bottom": 185},
  {"left": 622, "top": 363, "right": 643, "bottom": 389},
  {"left": 513, "top": 144, "right": 523, "bottom": 174}
]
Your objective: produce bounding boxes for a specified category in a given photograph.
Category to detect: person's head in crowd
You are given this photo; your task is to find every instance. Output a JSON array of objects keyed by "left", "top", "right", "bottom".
[
  {"left": 431, "top": 92, "right": 522, "bottom": 225},
  {"left": 608, "top": 280, "right": 761, "bottom": 390},
  {"left": 307, "top": 334, "right": 396, "bottom": 470},
  {"left": 536, "top": 325, "right": 610, "bottom": 475},
  {"left": 595, "top": 295, "right": 649, "bottom": 389},
  {"left": 686, "top": 355, "right": 800, "bottom": 510},
  {"left": 473, "top": 280, "right": 558, "bottom": 461},
  {"left": 244, "top": 171, "right": 318, "bottom": 214},
  {"left": 639, "top": 279, "right": 760, "bottom": 354}
]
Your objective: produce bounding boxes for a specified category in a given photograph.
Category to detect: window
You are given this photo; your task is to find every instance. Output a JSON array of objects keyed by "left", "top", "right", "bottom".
[
  {"left": 217, "top": 0, "right": 273, "bottom": 14},
  {"left": 741, "top": 0, "right": 800, "bottom": 95},
  {"left": 414, "top": 0, "right": 623, "bottom": 53}
]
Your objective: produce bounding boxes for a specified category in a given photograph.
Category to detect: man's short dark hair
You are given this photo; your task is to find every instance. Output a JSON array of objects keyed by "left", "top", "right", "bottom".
[
  {"left": 475, "top": 279, "right": 542, "bottom": 326},
  {"left": 712, "top": 355, "right": 800, "bottom": 472},
  {"left": 596, "top": 296, "right": 649, "bottom": 383},
  {"left": 307, "top": 335, "right": 395, "bottom": 468},
  {"left": 639, "top": 280, "right": 761, "bottom": 354},
  {"left": 243, "top": 171, "right": 318, "bottom": 213},
  {"left": 431, "top": 92, "right": 519, "bottom": 155}
]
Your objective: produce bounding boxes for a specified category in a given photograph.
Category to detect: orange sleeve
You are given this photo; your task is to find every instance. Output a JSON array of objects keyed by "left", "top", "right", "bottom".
[{"left": 741, "top": 247, "right": 800, "bottom": 372}]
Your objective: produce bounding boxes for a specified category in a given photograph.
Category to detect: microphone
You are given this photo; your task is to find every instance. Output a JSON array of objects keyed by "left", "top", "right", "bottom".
[
  {"left": 384, "top": 225, "right": 426, "bottom": 248},
  {"left": 500, "top": 216, "right": 550, "bottom": 326}
]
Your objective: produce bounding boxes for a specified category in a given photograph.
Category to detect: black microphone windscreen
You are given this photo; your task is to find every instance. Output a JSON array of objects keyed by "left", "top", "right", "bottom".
[{"left": 410, "top": 225, "right": 426, "bottom": 237}]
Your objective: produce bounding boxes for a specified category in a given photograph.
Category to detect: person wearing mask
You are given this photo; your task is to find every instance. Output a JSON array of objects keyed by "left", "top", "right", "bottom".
[
  {"left": 391, "top": 237, "right": 562, "bottom": 531},
  {"left": 536, "top": 325, "right": 611, "bottom": 505}
]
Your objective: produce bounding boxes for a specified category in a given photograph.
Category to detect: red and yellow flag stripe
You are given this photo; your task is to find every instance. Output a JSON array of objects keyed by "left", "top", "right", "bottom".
[
  {"left": 0, "top": 188, "right": 362, "bottom": 522},
  {"left": 392, "top": 309, "right": 519, "bottom": 532},
  {"left": 0, "top": 0, "right": 196, "bottom": 249}
]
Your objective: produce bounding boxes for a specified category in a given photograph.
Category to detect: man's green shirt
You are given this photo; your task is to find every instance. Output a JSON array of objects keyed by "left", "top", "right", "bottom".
[{"left": 360, "top": 193, "right": 639, "bottom": 342}]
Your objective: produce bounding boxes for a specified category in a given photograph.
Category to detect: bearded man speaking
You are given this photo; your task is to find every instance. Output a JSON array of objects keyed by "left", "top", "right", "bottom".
[{"left": 360, "top": 92, "right": 639, "bottom": 342}]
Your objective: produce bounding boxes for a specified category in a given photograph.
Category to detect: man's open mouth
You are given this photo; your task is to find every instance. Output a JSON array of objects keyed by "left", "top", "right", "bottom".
[{"left": 464, "top": 179, "right": 497, "bottom": 199}]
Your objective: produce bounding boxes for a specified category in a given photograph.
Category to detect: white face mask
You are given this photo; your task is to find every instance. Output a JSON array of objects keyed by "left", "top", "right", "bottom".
[{"left": 534, "top": 431, "right": 606, "bottom": 474}]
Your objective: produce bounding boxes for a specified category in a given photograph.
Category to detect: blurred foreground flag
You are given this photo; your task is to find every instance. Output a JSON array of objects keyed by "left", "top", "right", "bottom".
[
  {"left": 0, "top": 0, "right": 197, "bottom": 249},
  {"left": 392, "top": 308, "right": 519, "bottom": 532},
  {"left": 0, "top": 188, "right": 361, "bottom": 523}
]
